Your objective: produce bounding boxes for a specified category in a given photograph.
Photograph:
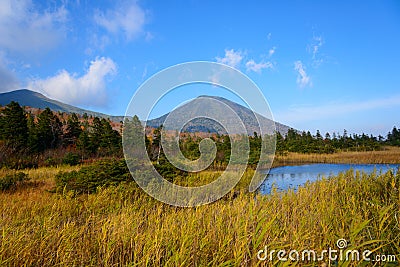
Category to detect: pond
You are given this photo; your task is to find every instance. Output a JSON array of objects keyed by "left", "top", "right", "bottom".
[{"left": 259, "top": 163, "right": 400, "bottom": 194}]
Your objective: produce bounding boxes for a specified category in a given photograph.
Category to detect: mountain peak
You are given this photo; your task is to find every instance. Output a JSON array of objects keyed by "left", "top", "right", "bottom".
[
  {"left": 2, "top": 89, "right": 46, "bottom": 97},
  {"left": 196, "top": 95, "right": 227, "bottom": 101},
  {"left": 1, "top": 90, "right": 295, "bottom": 135},
  {"left": 147, "top": 95, "right": 293, "bottom": 135},
  {"left": 0, "top": 89, "right": 123, "bottom": 121}
]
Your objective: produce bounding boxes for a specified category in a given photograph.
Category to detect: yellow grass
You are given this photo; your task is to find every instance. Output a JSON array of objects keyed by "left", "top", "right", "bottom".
[
  {"left": 0, "top": 164, "right": 399, "bottom": 266},
  {"left": 273, "top": 146, "right": 400, "bottom": 167}
]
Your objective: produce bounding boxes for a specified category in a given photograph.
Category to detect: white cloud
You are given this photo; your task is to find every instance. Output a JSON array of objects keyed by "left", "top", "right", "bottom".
[
  {"left": 216, "top": 49, "right": 243, "bottom": 68},
  {"left": 294, "top": 60, "right": 312, "bottom": 88},
  {"left": 268, "top": 47, "right": 276, "bottom": 57},
  {"left": 0, "top": 0, "right": 67, "bottom": 53},
  {"left": 94, "top": 1, "right": 146, "bottom": 41},
  {"left": 246, "top": 60, "right": 273, "bottom": 73},
  {"left": 28, "top": 57, "right": 117, "bottom": 107},
  {"left": 267, "top": 33, "right": 272, "bottom": 40}
]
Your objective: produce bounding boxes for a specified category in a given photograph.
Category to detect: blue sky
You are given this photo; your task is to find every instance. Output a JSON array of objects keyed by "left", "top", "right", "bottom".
[{"left": 0, "top": 0, "right": 399, "bottom": 136}]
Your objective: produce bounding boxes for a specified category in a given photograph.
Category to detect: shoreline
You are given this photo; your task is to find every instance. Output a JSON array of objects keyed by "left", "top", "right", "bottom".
[{"left": 271, "top": 146, "right": 400, "bottom": 168}]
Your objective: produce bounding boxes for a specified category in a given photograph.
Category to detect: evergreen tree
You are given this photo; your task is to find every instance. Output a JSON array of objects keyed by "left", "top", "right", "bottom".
[
  {"left": 150, "top": 125, "right": 163, "bottom": 162},
  {"left": 90, "top": 117, "right": 103, "bottom": 153},
  {"left": 324, "top": 132, "right": 331, "bottom": 143},
  {"left": 76, "top": 113, "right": 91, "bottom": 156},
  {"left": 26, "top": 112, "right": 38, "bottom": 153},
  {"left": 123, "top": 116, "right": 144, "bottom": 159},
  {"left": 315, "top": 130, "right": 322, "bottom": 140},
  {"left": 99, "top": 118, "right": 121, "bottom": 153},
  {"left": 275, "top": 132, "right": 285, "bottom": 154},
  {"left": 77, "top": 130, "right": 91, "bottom": 157},
  {"left": 36, "top": 108, "right": 62, "bottom": 151},
  {"left": 0, "top": 101, "right": 28, "bottom": 152},
  {"left": 387, "top": 126, "right": 400, "bottom": 146},
  {"left": 65, "top": 113, "right": 82, "bottom": 146}
]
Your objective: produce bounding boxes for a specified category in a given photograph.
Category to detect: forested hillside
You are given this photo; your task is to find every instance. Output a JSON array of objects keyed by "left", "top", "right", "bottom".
[
  {"left": 0, "top": 101, "right": 122, "bottom": 168},
  {"left": 1, "top": 101, "right": 399, "bottom": 169}
]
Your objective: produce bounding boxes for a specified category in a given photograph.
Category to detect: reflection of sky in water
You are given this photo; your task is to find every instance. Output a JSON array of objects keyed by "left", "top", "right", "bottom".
[{"left": 260, "top": 164, "right": 400, "bottom": 194}]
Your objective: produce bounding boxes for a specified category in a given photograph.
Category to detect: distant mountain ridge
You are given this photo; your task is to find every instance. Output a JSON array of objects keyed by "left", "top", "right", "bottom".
[
  {"left": 0, "top": 89, "right": 294, "bottom": 135},
  {"left": 0, "top": 89, "right": 124, "bottom": 122},
  {"left": 146, "top": 95, "right": 293, "bottom": 136}
]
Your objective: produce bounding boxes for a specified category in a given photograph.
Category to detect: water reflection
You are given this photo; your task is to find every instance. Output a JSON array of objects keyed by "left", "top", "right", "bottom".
[{"left": 260, "top": 163, "right": 400, "bottom": 194}]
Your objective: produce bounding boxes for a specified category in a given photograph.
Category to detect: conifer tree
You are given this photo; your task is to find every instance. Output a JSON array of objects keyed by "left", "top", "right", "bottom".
[
  {"left": 0, "top": 101, "right": 28, "bottom": 152},
  {"left": 65, "top": 113, "right": 82, "bottom": 146},
  {"left": 36, "top": 108, "right": 62, "bottom": 151}
]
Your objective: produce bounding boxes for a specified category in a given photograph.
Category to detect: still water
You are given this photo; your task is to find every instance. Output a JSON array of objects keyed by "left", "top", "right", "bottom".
[{"left": 259, "top": 163, "right": 400, "bottom": 194}]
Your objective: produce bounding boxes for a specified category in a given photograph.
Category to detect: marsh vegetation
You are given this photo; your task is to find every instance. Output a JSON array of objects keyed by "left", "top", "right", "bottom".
[{"left": 0, "top": 163, "right": 399, "bottom": 266}]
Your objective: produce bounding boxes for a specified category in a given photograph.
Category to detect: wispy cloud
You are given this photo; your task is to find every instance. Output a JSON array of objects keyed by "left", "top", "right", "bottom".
[
  {"left": 311, "top": 36, "right": 323, "bottom": 58},
  {"left": 86, "top": 34, "right": 111, "bottom": 55},
  {"left": 140, "top": 61, "right": 156, "bottom": 82},
  {"left": 0, "top": 0, "right": 67, "bottom": 53},
  {"left": 276, "top": 95, "right": 400, "bottom": 124},
  {"left": 294, "top": 60, "right": 312, "bottom": 88},
  {"left": 267, "top": 32, "right": 272, "bottom": 40},
  {"left": 308, "top": 35, "right": 324, "bottom": 67},
  {"left": 94, "top": 1, "right": 147, "bottom": 41},
  {"left": 268, "top": 46, "right": 276, "bottom": 57},
  {"left": 215, "top": 49, "right": 243, "bottom": 68},
  {"left": 246, "top": 60, "right": 273, "bottom": 73},
  {"left": 28, "top": 57, "right": 117, "bottom": 107}
]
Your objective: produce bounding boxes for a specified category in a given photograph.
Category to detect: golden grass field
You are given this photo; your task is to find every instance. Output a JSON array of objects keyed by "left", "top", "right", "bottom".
[
  {"left": 273, "top": 146, "right": 400, "bottom": 167},
  {"left": 0, "top": 151, "right": 399, "bottom": 266}
]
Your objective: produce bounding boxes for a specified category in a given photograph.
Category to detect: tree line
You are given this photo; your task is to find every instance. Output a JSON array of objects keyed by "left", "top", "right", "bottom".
[
  {"left": 275, "top": 128, "right": 387, "bottom": 154},
  {"left": 1, "top": 101, "right": 399, "bottom": 169},
  {"left": 0, "top": 101, "right": 121, "bottom": 168}
]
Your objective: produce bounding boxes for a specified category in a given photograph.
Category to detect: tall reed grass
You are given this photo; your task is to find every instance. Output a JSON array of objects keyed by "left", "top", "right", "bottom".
[
  {"left": 0, "top": 165, "right": 399, "bottom": 266},
  {"left": 273, "top": 146, "right": 400, "bottom": 167}
]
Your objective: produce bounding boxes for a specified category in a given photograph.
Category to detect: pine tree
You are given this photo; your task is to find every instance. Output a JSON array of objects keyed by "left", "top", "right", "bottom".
[
  {"left": 0, "top": 101, "right": 28, "bottom": 152},
  {"left": 151, "top": 125, "right": 162, "bottom": 162},
  {"left": 123, "top": 115, "right": 145, "bottom": 159},
  {"left": 36, "top": 108, "right": 62, "bottom": 151},
  {"left": 65, "top": 113, "right": 82, "bottom": 146},
  {"left": 77, "top": 131, "right": 91, "bottom": 157},
  {"left": 90, "top": 117, "right": 103, "bottom": 153},
  {"left": 325, "top": 132, "right": 331, "bottom": 140},
  {"left": 26, "top": 112, "right": 38, "bottom": 153},
  {"left": 387, "top": 126, "right": 400, "bottom": 146},
  {"left": 99, "top": 118, "right": 121, "bottom": 153}
]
